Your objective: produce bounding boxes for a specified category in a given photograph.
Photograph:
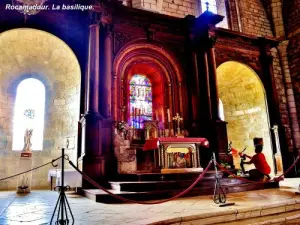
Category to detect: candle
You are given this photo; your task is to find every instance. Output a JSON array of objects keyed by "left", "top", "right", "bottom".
[
  {"left": 135, "top": 108, "right": 138, "bottom": 118},
  {"left": 162, "top": 109, "right": 165, "bottom": 123},
  {"left": 167, "top": 109, "right": 171, "bottom": 122},
  {"left": 133, "top": 107, "right": 135, "bottom": 118}
]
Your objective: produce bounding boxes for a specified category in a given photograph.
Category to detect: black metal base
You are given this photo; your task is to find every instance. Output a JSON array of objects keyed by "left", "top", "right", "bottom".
[
  {"left": 50, "top": 186, "right": 74, "bottom": 225},
  {"left": 212, "top": 152, "right": 227, "bottom": 205},
  {"left": 213, "top": 177, "right": 226, "bottom": 204},
  {"left": 50, "top": 149, "right": 74, "bottom": 225}
]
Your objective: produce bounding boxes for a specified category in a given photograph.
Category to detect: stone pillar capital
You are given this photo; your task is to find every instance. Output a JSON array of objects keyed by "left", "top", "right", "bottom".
[
  {"left": 88, "top": 11, "right": 101, "bottom": 26},
  {"left": 101, "top": 11, "right": 113, "bottom": 26}
]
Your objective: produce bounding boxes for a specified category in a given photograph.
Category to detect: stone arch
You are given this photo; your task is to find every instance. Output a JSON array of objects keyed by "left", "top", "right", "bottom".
[
  {"left": 0, "top": 28, "right": 81, "bottom": 190},
  {"left": 113, "top": 40, "right": 185, "bottom": 126},
  {"left": 217, "top": 61, "right": 275, "bottom": 174}
]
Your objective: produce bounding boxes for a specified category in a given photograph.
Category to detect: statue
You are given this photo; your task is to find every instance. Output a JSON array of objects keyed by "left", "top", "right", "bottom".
[{"left": 23, "top": 129, "right": 33, "bottom": 152}]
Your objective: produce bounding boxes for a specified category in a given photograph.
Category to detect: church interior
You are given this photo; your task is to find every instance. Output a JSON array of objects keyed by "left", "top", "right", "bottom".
[{"left": 0, "top": 0, "right": 300, "bottom": 221}]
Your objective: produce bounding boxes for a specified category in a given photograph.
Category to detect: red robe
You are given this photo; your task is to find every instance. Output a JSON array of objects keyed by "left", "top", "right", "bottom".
[{"left": 250, "top": 153, "right": 271, "bottom": 175}]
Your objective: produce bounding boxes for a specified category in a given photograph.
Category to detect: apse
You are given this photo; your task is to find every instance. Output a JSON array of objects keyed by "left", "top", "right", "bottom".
[
  {"left": 217, "top": 61, "right": 274, "bottom": 174},
  {"left": 0, "top": 28, "right": 81, "bottom": 190}
]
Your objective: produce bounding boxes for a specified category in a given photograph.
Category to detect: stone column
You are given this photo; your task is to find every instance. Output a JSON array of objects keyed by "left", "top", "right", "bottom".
[
  {"left": 101, "top": 24, "right": 113, "bottom": 118},
  {"left": 86, "top": 23, "right": 100, "bottom": 114},
  {"left": 206, "top": 38, "right": 229, "bottom": 163},
  {"left": 207, "top": 43, "right": 220, "bottom": 121},
  {"left": 195, "top": 49, "right": 212, "bottom": 121},
  {"left": 278, "top": 41, "right": 300, "bottom": 151}
]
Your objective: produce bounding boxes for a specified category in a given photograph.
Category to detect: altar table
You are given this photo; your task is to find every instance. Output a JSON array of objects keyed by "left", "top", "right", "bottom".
[
  {"left": 143, "top": 137, "right": 209, "bottom": 169},
  {"left": 48, "top": 169, "right": 81, "bottom": 190}
]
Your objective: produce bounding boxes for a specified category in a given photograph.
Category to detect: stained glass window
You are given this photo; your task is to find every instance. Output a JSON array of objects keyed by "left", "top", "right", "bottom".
[{"left": 129, "top": 75, "right": 152, "bottom": 128}]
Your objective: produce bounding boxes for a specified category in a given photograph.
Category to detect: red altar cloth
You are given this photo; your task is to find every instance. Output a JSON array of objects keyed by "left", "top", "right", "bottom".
[{"left": 143, "top": 137, "right": 209, "bottom": 151}]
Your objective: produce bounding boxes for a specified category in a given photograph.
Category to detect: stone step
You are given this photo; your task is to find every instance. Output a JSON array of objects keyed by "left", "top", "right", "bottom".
[
  {"left": 150, "top": 199, "right": 300, "bottom": 225},
  {"left": 109, "top": 178, "right": 247, "bottom": 192},
  {"left": 83, "top": 181, "right": 279, "bottom": 203},
  {"left": 113, "top": 170, "right": 231, "bottom": 182}
]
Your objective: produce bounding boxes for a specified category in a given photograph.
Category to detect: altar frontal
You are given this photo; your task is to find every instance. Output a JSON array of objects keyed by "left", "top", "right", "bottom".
[{"left": 143, "top": 137, "right": 209, "bottom": 173}]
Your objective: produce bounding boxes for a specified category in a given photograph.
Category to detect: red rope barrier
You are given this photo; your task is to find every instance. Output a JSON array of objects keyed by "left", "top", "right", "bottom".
[
  {"left": 216, "top": 156, "right": 300, "bottom": 184},
  {"left": 69, "top": 160, "right": 213, "bottom": 205}
]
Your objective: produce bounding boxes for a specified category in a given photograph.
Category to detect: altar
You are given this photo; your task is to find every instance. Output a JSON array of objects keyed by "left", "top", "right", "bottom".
[{"left": 143, "top": 137, "right": 209, "bottom": 172}]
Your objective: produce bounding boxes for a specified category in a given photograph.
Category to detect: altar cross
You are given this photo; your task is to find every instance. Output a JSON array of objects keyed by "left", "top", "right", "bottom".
[{"left": 173, "top": 113, "right": 183, "bottom": 136}]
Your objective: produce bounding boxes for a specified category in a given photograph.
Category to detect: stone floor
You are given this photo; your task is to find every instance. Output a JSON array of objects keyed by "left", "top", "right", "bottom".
[{"left": 0, "top": 178, "right": 299, "bottom": 225}]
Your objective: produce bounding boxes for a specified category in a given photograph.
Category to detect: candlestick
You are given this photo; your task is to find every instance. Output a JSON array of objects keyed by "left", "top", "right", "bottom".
[
  {"left": 167, "top": 109, "right": 171, "bottom": 122},
  {"left": 161, "top": 108, "right": 165, "bottom": 124}
]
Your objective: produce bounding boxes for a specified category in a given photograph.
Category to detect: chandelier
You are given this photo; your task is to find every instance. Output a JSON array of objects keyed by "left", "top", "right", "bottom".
[{"left": 12, "top": 0, "right": 47, "bottom": 18}]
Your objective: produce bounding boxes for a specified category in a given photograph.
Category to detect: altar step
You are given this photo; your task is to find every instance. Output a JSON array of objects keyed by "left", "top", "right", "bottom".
[
  {"left": 109, "top": 178, "right": 245, "bottom": 192},
  {"left": 111, "top": 171, "right": 225, "bottom": 182},
  {"left": 83, "top": 181, "right": 279, "bottom": 203},
  {"left": 83, "top": 171, "right": 279, "bottom": 203}
]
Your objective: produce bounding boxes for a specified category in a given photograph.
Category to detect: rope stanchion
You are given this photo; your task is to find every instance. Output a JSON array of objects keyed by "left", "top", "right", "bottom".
[
  {"left": 212, "top": 152, "right": 226, "bottom": 204},
  {"left": 0, "top": 156, "right": 62, "bottom": 182},
  {"left": 216, "top": 156, "right": 300, "bottom": 185},
  {"left": 212, "top": 152, "right": 235, "bottom": 207},
  {"left": 68, "top": 159, "right": 213, "bottom": 205},
  {"left": 50, "top": 148, "right": 74, "bottom": 225}
]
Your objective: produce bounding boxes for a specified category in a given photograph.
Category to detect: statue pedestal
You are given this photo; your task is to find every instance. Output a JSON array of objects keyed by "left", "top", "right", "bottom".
[{"left": 16, "top": 153, "right": 33, "bottom": 193}]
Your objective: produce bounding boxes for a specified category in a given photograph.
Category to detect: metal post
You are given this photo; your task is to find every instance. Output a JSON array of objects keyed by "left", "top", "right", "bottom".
[
  {"left": 50, "top": 148, "right": 74, "bottom": 224},
  {"left": 212, "top": 152, "right": 235, "bottom": 207},
  {"left": 61, "top": 148, "right": 64, "bottom": 222},
  {"left": 212, "top": 152, "right": 226, "bottom": 204}
]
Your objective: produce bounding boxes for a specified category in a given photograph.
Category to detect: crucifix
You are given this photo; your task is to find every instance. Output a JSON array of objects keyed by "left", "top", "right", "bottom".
[{"left": 173, "top": 113, "right": 183, "bottom": 136}]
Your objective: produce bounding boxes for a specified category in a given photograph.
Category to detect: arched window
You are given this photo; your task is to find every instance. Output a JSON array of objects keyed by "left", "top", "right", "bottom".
[
  {"left": 219, "top": 98, "right": 225, "bottom": 121},
  {"left": 201, "top": 0, "right": 228, "bottom": 29},
  {"left": 129, "top": 75, "right": 152, "bottom": 128},
  {"left": 12, "top": 78, "right": 46, "bottom": 151},
  {"left": 201, "top": 0, "right": 218, "bottom": 14}
]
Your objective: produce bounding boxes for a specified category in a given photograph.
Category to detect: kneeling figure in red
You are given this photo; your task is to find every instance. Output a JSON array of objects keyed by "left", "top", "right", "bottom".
[{"left": 240, "top": 137, "right": 271, "bottom": 181}]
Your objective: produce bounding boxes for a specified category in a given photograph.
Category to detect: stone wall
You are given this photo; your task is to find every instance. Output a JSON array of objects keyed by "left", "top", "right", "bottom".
[
  {"left": 284, "top": 0, "right": 300, "bottom": 153},
  {"left": 0, "top": 28, "right": 81, "bottom": 190},
  {"left": 217, "top": 61, "right": 274, "bottom": 174},
  {"left": 161, "top": 0, "right": 198, "bottom": 17},
  {"left": 271, "top": 0, "right": 285, "bottom": 37},
  {"left": 287, "top": 34, "right": 300, "bottom": 143},
  {"left": 129, "top": 0, "right": 272, "bottom": 31},
  {"left": 238, "top": 0, "right": 273, "bottom": 36},
  {"left": 131, "top": 0, "right": 199, "bottom": 18},
  {"left": 284, "top": 0, "right": 300, "bottom": 37},
  {"left": 270, "top": 47, "right": 295, "bottom": 152}
]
